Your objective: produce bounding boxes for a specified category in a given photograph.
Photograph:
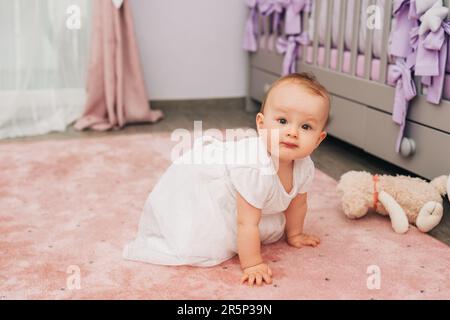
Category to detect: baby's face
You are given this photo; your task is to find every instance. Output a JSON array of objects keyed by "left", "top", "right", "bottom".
[{"left": 256, "top": 81, "right": 328, "bottom": 163}]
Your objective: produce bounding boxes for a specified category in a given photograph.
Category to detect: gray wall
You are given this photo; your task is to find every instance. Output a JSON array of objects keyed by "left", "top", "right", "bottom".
[{"left": 130, "top": 0, "right": 249, "bottom": 101}]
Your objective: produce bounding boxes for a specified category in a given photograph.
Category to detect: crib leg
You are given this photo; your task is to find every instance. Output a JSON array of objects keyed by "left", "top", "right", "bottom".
[{"left": 245, "top": 96, "right": 261, "bottom": 113}]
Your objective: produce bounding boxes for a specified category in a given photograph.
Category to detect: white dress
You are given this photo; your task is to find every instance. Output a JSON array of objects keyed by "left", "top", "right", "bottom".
[{"left": 123, "top": 135, "right": 315, "bottom": 267}]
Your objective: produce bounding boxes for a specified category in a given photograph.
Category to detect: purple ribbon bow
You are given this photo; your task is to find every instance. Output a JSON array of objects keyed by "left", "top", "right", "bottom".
[
  {"left": 259, "top": 0, "right": 284, "bottom": 36},
  {"left": 389, "top": 0, "right": 419, "bottom": 58},
  {"left": 280, "top": 0, "right": 310, "bottom": 35},
  {"left": 276, "top": 32, "right": 310, "bottom": 75},
  {"left": 243, "top": 0, "right": 260, "bottom": 52},
  {"left": 415, "top": 21, "right": 450, "bottom": 104},
  {"left": 390, "top": 58, "right": 417, "bottom": 153}
]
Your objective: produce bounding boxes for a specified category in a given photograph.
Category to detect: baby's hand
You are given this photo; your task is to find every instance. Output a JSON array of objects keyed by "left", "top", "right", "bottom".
[
  {"left": 287, "top": 233, "right": 320, "bottom": 248},
  {"left": 240, "top": 263, "right": 273, "bottom": 287}
]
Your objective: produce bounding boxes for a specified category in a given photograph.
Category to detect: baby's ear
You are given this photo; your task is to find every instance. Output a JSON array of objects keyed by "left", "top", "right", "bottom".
[
  {"left": 316, "top": 131, "right": 327, "bottom": 147},
  {"left": 256, "top": 112, "right": 264, "bottom": 129}
]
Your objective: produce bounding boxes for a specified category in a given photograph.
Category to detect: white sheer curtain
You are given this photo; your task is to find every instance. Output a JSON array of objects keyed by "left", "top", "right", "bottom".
[{"left": 0, "top": 0, "right": 91, "bottom": 139}]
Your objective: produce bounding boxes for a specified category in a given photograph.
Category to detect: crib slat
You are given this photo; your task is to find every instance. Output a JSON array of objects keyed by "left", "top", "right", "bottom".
[
  {"left": 312, "top": 0, "right": 321, "bottom": 66},
  {"left": 259, "top": 14, "right": 267, "bottom": 51},
  {"left": 301, "top": 5, "right": 309, "bottom": 62},
  {"left": 350, "top": 0, "right": 362, "bottom": 76},
  {"left": 337, "top": 0, "right": 348, "bottom": 73},
  {"left": 444, "top": 0, "right": 450, "bottom": 99},
  {"left": 265, "top": 15, "right": 271, "bottom": 51},
  {"left": 413, "top": 0, "right": 423, "bottom": 97},
  {"left": 324, "top": 0, "right": 333, "bottom": 69},
  {"left": 379, "top": 0, "right": 393, "bottom": 84},
  {"left": 257, "top": 12, "right": 264, "bottom": 49},
  {"left": 364, "top": 0, "right": 375, "bottom": 80},
  {"left": 268, "top": 14, "right": 274, "bottom": 52},
  {"left": 415, "top": 73, "right": 423, "bottom": 95},
  {"left": 279, "top": 7, "right": 285, "bottom": 36}
]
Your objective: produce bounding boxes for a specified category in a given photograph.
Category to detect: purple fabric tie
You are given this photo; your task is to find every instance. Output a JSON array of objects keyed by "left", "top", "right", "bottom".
[
  {"left": 280, "top": 0, "right": 310, "bottom": 35},
  {"left": 389, "top": 0, "right": 419, "bottom": 58},
  {"left": 416, "top": 21, "right": 450, "bottom": 104},
  {"left": 415, "top": 29, "right": 445, "bottom": 77},
  {"left": 243, "top": 0, "right": 259, "bottom": 52},
  {"left": 276, "top": 32, "right": 310, "bottom": 75},
  {"left": 259, "top": 0, "right": 284, "bottom": 36},
  {"left": 408, "top": 0, "right": 421, "bottom": 19},
  {"left": 390, "top": 58, "right": 417, "bottom": 153},
  {"left": 407, "top": 26, "right": 419, "bottom": 67}
]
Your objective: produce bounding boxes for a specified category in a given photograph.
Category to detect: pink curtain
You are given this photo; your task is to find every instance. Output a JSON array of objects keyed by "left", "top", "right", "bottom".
[{"left": 74, "top": 0, "right": 163, "bottom": 131}]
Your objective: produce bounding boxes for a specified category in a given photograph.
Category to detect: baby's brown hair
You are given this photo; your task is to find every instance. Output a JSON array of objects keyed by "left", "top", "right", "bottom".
[{"left": 260, "top": 72, "right": 331, "bottom": 127}]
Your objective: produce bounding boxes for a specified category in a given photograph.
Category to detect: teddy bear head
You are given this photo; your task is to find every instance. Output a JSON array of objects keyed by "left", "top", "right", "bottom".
[{"left": 336, "top": 171, "right": 374, "bottom": 219}]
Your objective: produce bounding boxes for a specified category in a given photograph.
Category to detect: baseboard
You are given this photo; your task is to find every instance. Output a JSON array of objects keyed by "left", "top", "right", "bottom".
[{"left": 149, "top": 97, "right": 247, "bottom": 112}]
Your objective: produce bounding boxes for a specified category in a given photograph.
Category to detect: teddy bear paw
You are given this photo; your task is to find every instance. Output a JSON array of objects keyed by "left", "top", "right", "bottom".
[{"left": 416, "top": 201, "right": 443, "bottom": 233}]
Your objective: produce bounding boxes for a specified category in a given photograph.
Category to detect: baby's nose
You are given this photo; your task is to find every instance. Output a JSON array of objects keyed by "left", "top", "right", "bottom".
[{"left": 286, "top": 127, "right": 298, "bottom": 138}]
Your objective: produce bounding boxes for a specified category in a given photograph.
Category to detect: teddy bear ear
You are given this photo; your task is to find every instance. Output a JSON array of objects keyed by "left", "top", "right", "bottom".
[{"left": 430, "top": 175, "right": 449, "bottom": 197}]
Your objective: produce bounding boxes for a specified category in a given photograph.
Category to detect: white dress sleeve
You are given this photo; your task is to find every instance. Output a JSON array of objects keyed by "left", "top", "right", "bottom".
[
  {"left": 228, "top": 166, "right": 274, "bottom": 209},
  {"left": 296, "top": 157, "right": 316, "bottom": 194}
]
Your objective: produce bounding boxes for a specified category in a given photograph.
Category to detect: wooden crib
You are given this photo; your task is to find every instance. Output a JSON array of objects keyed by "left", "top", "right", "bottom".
[{"left": 246, "top": 0, "right": 450, "bottom": 180}]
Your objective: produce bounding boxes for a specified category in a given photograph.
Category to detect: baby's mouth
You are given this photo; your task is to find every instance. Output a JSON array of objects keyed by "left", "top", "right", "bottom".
[{"left": 280, "top": 141, "right": 298, "bottom": 149}]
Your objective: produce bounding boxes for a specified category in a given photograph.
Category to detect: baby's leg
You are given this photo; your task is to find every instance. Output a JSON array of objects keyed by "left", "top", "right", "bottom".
[{"left": 259, "top": 213, "right": 286, "bottom": 245}]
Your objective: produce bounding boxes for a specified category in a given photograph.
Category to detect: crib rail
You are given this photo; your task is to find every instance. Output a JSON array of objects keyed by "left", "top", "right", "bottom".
[
  {"left": 350, "top": 0, "right": 361, "bottom": 77},
  {"left": 312, "top": 0, "right": 450, "bottom": 97},
  {"left": 248, "top": 0, "right": 449, "bottom": 179},
  {"left": 256, "top": 0, "right": 450, "bottom": 97},
  {"left": 379, "top": 0, "right": 393, "bottom": 83},
  {"left": 250, "top": 0, "right": 450, "bottom": 134}
]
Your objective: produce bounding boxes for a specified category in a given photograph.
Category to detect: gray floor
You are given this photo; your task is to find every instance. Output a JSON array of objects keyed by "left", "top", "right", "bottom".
[{"left": 2, "top": 98, "right": 449, "bottom": 245}]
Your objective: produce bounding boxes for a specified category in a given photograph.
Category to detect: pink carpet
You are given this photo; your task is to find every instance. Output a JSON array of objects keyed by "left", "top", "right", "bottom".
[{"left": 1, "top": 132, "right": 449, "bottom": 300}]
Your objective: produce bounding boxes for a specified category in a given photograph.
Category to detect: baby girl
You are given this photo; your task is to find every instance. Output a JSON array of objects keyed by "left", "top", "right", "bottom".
[{"left": 123, "top": 72, "right": 330, "bottom": 286}]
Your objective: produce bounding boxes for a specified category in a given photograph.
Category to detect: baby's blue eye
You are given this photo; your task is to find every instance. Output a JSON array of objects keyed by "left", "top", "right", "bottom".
[
  {"left": 278, "top": 118, "right": 287, "bottom": 125},
  {"left": 302, "top": 124, "right": 312, "bottom": 130}
]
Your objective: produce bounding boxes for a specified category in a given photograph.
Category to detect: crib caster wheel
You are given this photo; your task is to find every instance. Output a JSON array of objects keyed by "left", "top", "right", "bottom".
[{"left": 400, "top": 137, "right": 416, "bottom": 157}]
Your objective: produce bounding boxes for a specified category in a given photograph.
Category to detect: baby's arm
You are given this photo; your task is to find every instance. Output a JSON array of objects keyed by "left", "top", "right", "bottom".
[
  {"left": 236, "top": 191, "right": 272, "bottom": 286},
  {"left": 284, "top": 192, "right": 320, "bottom": 248}
]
